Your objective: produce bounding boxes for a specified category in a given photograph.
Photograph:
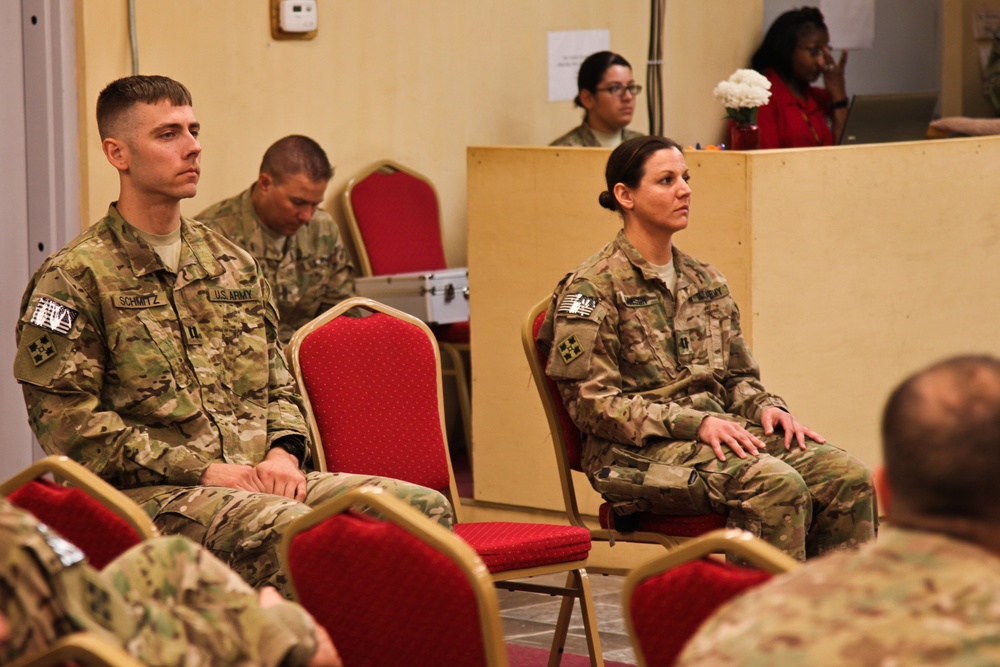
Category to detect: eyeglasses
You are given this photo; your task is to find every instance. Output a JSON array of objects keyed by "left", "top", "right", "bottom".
[{"left": 595, "top": 84, "right": 642, "bottom": 98}]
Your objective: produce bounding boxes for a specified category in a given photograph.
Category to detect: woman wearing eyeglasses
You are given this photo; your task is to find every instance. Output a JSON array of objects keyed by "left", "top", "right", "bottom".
[
  {"left": 750, "top": 7, "right": 849, "bottom": 148},
  {"left": 550, "top": 51, "right": 645, "bottom": 148}
]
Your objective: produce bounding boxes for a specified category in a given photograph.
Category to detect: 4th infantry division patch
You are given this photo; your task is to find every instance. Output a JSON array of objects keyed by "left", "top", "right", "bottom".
[
  {"left": 557, "top": 334, "right": 584, "bottom": 364},
  {"left": 28, "top": 333, "right": 57, "bottom": 366}
]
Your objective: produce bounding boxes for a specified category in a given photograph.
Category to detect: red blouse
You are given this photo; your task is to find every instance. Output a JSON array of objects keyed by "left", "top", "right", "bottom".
[{"left": 754, "top": 68, "right": 833, "bottom": 149}]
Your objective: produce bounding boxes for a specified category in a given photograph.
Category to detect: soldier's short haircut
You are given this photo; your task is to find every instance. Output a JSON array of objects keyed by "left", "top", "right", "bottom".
[
  {"left": 96, "top": 75, "right": 192, "bottom": 140},
  {"left": 259, "top": 135, "right": 333, "bottom": 184},
  {"left": 882, "top": 354, "right": 1000, "bottom": 520},
  {"left": 598, "top": 135, "right": 684, "bottom": 213}
]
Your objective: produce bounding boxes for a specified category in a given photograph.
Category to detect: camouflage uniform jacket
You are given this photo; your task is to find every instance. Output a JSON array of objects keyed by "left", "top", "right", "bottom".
[
  {"left": 549, "top": 122, "right": 644, "bottom": 147},
  {"left": 0, "top": 496, "right": 318, "bottom": 667},
  {"left": 538, "top": 230, "right": 787, "bottom": 474},
  {"left": 678, "top": 527, "right": 1000, "bottom": 666},
  {"left": 13, "top": 205, "right": 309, "bottom": 504},
  {"left": 197, "top": 186, "right": 356, "bottom": 344}
]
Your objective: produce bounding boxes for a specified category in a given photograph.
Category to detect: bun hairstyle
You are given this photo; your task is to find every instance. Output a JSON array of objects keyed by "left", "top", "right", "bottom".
[
  {"left": 751, "top": 6, "right": 828, "bottom": 81},
  {"left": 599, "top": 136, "right": 684, "bottom": 213},
  {"left": 576, "top": 51, "right": 633, "bottom": 109}
]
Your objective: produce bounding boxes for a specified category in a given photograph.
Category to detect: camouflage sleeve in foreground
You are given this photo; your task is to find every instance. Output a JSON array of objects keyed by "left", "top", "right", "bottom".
[
  {"left": 0, "top": 496, "right": 319, "bottom": 667},
  {"left": 677, "top": 529, "right": 1000, "bottom": 666}
]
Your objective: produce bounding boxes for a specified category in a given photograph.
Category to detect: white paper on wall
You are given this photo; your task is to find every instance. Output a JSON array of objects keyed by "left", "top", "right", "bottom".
[
  {"left": 547, "top": 29, "right": 610, "bottom": 102},
  {"left": 820, "top": 0, "right": 875, "bottom": 50}
]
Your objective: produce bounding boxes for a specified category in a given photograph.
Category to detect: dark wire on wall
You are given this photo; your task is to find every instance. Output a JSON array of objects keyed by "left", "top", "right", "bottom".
[{"left": 646, "top": 0, "right": 665, "bottom": 136}]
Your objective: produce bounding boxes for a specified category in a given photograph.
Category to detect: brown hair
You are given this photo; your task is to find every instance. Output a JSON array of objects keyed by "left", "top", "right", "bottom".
[
  {"left": 259, "top": 135, "right": 333, "bottom": 183},
  {"left": 598, "top": 135, "right": 683, "bottom": 212},
  {"left": 96, "top": 75, "right": 192, "bottom": 140}
]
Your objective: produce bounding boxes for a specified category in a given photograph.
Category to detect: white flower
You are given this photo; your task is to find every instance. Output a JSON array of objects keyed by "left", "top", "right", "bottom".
[{"left": 713, "top": 68, "right": 773, "bottom": 125}]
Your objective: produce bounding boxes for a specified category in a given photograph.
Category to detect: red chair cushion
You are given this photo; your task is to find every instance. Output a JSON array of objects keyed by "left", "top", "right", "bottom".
[
  {"left": 6, "top": 479, "right": 143, "bottom": 570},
  {"left": 297, "top": 312, "right": 452, "bottom": 492},
  {"left": 454, "top": 522, "right": 591, "bottom": 574},
  {"left": 287, "top": 510, "right": 489, "bottom": 667},
  {"left": 599, "top": 504, "right": 727, "bottom": 537},
  {"left": 630, "top": 558, "right": 773, "bottom": 666},
  {"left": 434, "top": 321, "right": 470, "bottom": 344},
  {"left": 350, "top": 168, "right": 448, "bottom": 275}
]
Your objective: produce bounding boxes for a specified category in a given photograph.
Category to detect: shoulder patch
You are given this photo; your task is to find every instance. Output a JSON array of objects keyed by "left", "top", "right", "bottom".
[
  {"left": 557, "top": 334, "right": 585, "bottom": 364},
  {"left": 557, "top": 293, "right": 600, "bottom": 317},
  {"left": 26, "top": 333, "right": 58, "bottom": 366},
  {"left": 29, "top": 297, "right": 79, "bottom": 336}
]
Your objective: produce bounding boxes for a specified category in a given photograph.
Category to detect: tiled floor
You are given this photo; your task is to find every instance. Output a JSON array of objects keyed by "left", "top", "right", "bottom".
[{"left": 497, "top": 571, "right": 637, "bottom": 665}]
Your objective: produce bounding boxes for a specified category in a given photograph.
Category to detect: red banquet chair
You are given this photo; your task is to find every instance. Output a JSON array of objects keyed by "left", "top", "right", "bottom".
[
  {"left": 0, "top": 455, "right": 157, "bottom": 570},
  {"left": 341, "top": 159, "right": 471, "bottom": 455},
  {"left": 281, "top": 486, "right": 509, "bottom": 667},
  {"left": 521, "top": 298, "right": 727, "bottom": 551},
  {"left": 622, "top": 529, "right": 799, "bottom": 667},
  {"left": 286, "top": 297, "right": 604, "bottom": 666}
]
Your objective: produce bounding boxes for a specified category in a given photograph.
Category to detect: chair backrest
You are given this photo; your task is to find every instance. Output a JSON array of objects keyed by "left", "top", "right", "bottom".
[
  {"left": 524, "top": 299, "right": 586, "bottom": 472},
  {"left": 341, "top": 160, "right": 448, "bottom": 277},
  {"left": 287, "top": 297, "right": 458, "bottom": 506},
  {"left": 622, "top": 529, "right": 799, "bottom": 667},
  {"left": 281, "top": 486, "right": 508, "bottom": 667},
  {"left": 0, "top": 456, "right": 156, "bottom": 570}
]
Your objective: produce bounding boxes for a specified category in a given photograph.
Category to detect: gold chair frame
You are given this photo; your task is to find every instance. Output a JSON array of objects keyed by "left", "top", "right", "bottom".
[
  {"left": 0, "top": 456, "right": 157, "bottom": 541},
  {"left": 288, "top": 296, "right": 605, "bottom": 666},
  {"left": 8, "top": 633, "right": 145, "bottom": 667},
  {"left": 621, "top": 528, "right": 799, "bottom": 667},
  {"left": 280, "top": 485, "right": 509, "bottom": 667}
]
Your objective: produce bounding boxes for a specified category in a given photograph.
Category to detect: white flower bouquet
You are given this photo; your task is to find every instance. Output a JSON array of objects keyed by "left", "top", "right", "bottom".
[{"left": 713, "top": 69, "right": 772, "bottom": 125}]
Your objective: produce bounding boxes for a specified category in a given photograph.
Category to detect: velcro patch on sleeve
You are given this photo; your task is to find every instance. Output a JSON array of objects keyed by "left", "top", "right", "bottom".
[
  {"left": 557, "top": 334, "right": 585, "bottom": 364},
  {"left": 557, "top": 293, "right": 600, "bottom": 318},
  {"left": 26, "top": 333, "right": 58, "bottom": 366},
  {"left": 29, "top": 297, "right": 79, "bottom": 336}
]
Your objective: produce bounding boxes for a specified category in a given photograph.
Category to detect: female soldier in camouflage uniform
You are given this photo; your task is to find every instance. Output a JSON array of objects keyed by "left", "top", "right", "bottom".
[{"left": 537, "top": 136, "right": 875, "bottom": 560}]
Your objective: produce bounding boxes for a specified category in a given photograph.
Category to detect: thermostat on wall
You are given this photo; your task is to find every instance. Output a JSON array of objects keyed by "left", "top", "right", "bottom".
[{"left": 279, "top": 0, "right": 317, "bottom": 33}]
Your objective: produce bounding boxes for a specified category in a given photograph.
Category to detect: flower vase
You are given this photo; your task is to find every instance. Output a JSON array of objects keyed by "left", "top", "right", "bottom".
[{"left": 729, "top": 122, "right": 759, "bottom": 151}]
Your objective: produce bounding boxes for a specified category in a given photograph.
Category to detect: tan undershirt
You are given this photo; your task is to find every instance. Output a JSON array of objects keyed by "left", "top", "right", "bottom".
[{"left": 136, "top": 227, "right": 182, "bottom": 273}]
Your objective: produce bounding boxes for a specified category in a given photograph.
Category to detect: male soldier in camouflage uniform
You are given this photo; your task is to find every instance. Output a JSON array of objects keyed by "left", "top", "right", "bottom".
[
  {"left": 13, "top": 75, "right": 452, "bottom": 596},
  {"left": 678, "top": 354, "right": 1000, "bottom": 666},
  {"left": 196, "top": 136, "right": 355, "bottom": 345},
  {"left": 538, "top": 136, "right": 875, "bottom": 561},
  {"left": 0, "top": 495, "right": 341, "bottom": 667}
]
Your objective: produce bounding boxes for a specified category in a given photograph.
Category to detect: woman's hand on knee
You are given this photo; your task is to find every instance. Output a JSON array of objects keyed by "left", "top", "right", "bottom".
[
  {"left": 697, "top": 416, "right": 764, "bottom": 461},
  {"left": 761, "top": 407, "right": 825, "bottom": 451}
]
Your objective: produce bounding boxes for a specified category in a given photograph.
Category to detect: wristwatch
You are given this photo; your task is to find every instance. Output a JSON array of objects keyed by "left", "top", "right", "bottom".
[
  {"left": 270, "top": 435, "right": 308, "bottom": 467},
  {"left": 831, "top": 98, "right": 849, "bottom": 110}
]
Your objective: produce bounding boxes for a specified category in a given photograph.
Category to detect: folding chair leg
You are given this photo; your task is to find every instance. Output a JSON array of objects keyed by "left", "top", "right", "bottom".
[
  {"left": 440, "top": 342, "right": 472, "bottom": 464},
  {"left": 545, "top": 570, "right": 605, "bottom": 667},
  {"left": 547, "top": 572, "right": 576, "bottom": 667},
  {"left": 574, "top": 569, "right": 605, "bottom": 667}
]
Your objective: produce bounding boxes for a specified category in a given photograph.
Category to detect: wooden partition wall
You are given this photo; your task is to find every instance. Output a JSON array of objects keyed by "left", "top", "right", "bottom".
[{"left": 467, "top": 138, "right": 1000, "bottom": 516}]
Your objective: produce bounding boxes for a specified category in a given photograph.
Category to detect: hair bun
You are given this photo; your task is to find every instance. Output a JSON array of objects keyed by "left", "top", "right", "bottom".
[{"left": 598, "top": 190, "right": 618, "bottom": 211}]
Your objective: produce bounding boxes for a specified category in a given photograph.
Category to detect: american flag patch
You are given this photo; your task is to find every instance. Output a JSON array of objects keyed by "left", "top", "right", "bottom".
[
  {"left": 557, "top": 293, "right": 599, "bottom": 317},
  {"left": 29, "top": 297, "right": 79, "bottom": 336}
]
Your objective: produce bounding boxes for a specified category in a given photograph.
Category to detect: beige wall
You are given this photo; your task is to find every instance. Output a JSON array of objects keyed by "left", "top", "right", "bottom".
[
  {"left": 77, "top": 0, "right": 654, "bottom": 265},
  {"left": 942, "top": 0, "right": 1000, "bottom": 116},
  {"left": 469, "top": 137, "right": 1000, "bottom": 513}
]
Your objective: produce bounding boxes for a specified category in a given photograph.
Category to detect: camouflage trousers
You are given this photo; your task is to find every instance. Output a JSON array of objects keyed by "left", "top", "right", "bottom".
[
  {"left": 136, "top": 471, "right": 454, "bottom": 595},
  {"left": 590, "top": 428, "right": 876, "bottom": 561},
  {"left": 2, "top": 495, "right": 318, "bottom": 667}
]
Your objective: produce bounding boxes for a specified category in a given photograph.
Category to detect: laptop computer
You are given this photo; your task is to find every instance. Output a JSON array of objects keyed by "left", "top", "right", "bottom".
[{"left": 838, "top": 91, "right": 939, "bottom": 145}]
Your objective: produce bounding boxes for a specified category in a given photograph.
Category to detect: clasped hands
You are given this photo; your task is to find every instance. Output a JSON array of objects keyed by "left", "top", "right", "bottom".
[
  {"left": 199, "top": 447, "right": 307, "bottom": 501},
  {"left": 697, "top": 407, "right": 825, "bottom": 462}
]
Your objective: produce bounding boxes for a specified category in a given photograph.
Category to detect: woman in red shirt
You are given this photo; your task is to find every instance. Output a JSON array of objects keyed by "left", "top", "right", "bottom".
[{"left": 750, "top": 7, "right": 849, "bottom": 148}]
